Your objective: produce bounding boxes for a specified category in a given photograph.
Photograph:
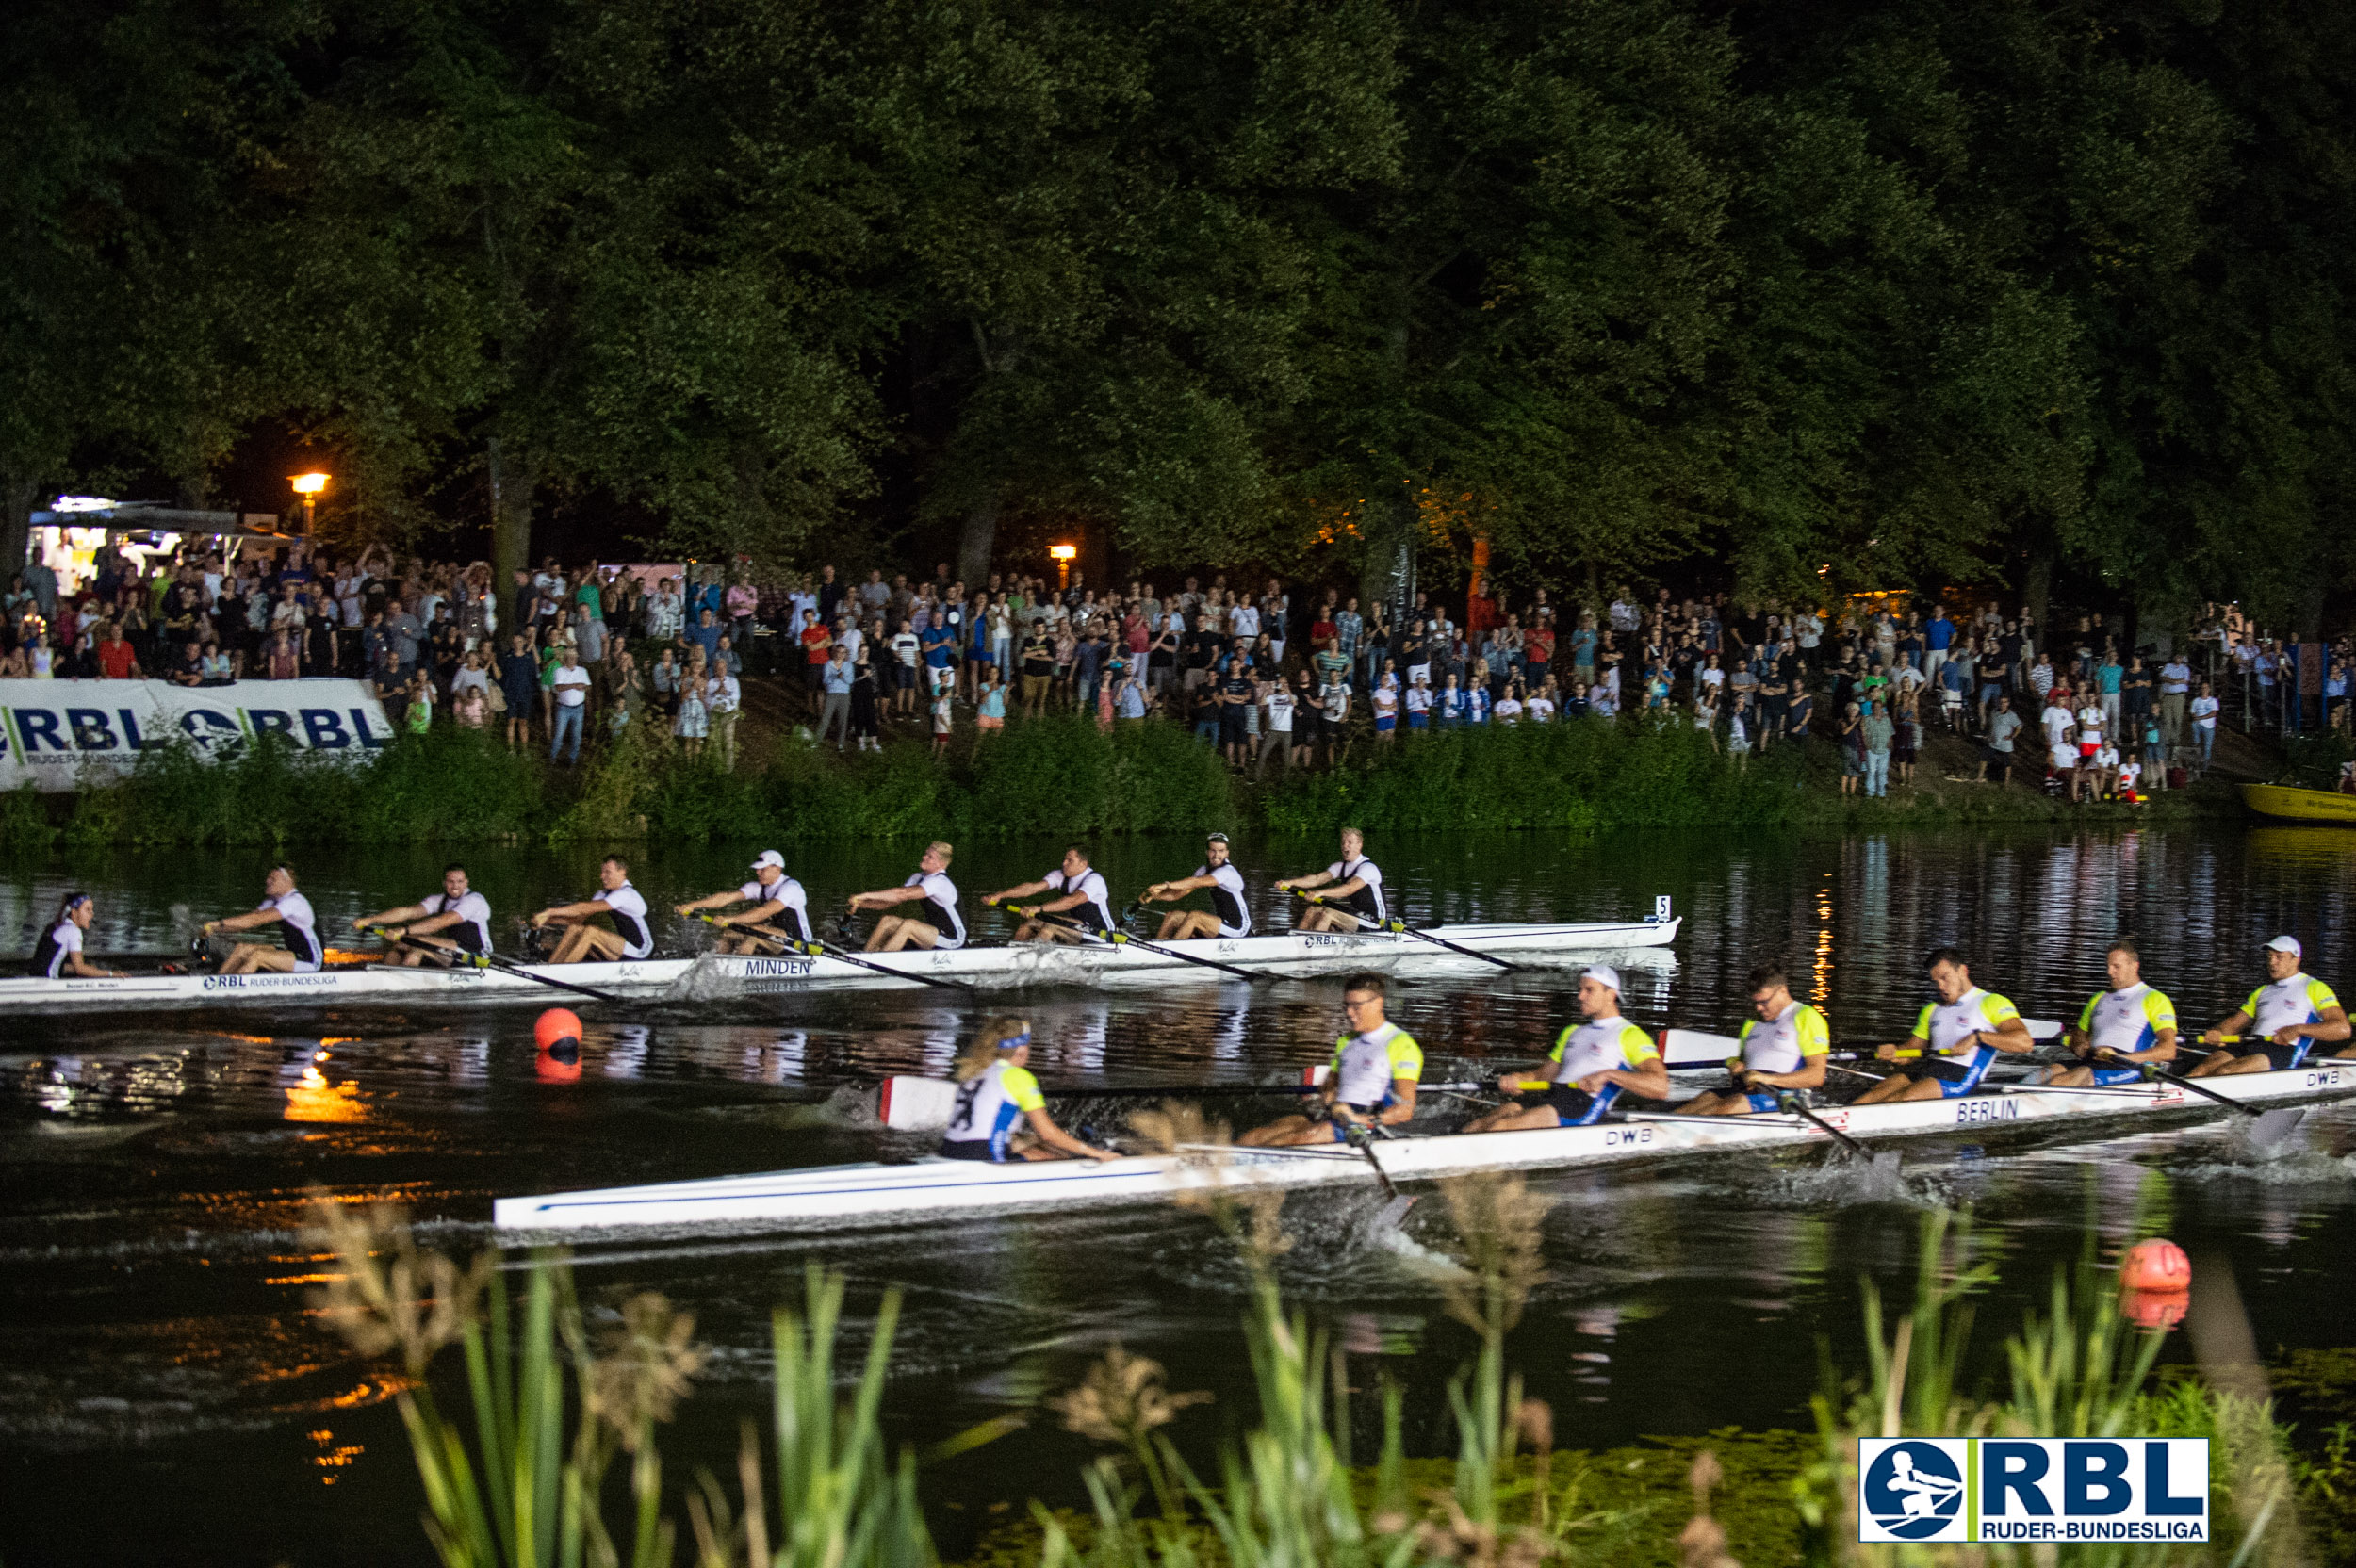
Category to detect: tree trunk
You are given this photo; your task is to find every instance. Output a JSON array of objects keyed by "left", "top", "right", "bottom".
[
  {"left": 2021, "top": 545, "right": 2053, "bottom": 643},
  {"left": 487, "top": 436, "right": 536, "bottom": 592},
  {"left": 0, "top": 474, "right": 40, "bottom": 583},
  {"left": 957, "top": 494, "right": 1000, "bottom": 588},
  {"left": 1360, "top": 486, "right": 1416, "bottom": 628}
]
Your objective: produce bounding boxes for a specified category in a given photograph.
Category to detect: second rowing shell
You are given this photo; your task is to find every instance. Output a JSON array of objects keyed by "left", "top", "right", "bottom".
[{"left": 0, "top": 917, "right": 1678, "bottom": 1012}]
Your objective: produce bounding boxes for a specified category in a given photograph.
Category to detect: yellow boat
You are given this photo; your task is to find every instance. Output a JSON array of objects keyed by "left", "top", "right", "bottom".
[{"left": 2240, "top": 781, "right": 2356, "bottom": 825}]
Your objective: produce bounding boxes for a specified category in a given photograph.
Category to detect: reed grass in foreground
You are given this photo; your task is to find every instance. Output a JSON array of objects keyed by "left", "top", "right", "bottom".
[{"left": 311, "top": 1184, "right": 2345, "bottom": 1567}]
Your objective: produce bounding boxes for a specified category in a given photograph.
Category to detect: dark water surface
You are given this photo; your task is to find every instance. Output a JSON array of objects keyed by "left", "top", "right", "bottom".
[{"left": 5, "top": 825, "right": 2356, "bottom": 1566}]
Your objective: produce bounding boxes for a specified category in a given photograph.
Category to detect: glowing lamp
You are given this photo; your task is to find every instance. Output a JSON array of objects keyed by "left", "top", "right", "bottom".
[
  {"left": 290, "top": 472, "right": 330, "bottom": 496},
  {"left": 1047, "top": 544, "right": 1077, "bottom": 562}
]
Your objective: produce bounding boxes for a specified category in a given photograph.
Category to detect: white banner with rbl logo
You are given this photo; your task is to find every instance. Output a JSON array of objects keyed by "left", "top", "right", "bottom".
[
  {"left": 1860, "top": 1437, "right": 2209, "bottom": 1544},
  {"left": 0, "top": 678, "right": 395, "bottom": 792}
]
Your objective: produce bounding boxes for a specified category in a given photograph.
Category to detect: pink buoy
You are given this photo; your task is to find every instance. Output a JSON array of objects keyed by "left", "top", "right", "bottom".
[
  {"left": 2119, "top": 1288, "right": 2189, "bottom": 1331},
  {"left": 2119, "top": 1237, "right": 2191, "bottom": 1293}
]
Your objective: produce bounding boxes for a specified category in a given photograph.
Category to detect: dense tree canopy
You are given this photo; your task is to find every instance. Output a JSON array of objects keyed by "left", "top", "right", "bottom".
[{"left": 8, "top": 0, "right": 2354, "bottom": 627}]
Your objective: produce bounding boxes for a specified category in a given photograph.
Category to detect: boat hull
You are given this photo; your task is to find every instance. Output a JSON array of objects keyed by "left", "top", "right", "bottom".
[
  {"left": 2240, "top": 782, "right": 2356, "bottom": 825},
  {"left": 0, "top": 918, "right": 1677, "bottom": 1011},
  {"left": 494, "top": 1059, "right": 2356, "bottom": 1233}
]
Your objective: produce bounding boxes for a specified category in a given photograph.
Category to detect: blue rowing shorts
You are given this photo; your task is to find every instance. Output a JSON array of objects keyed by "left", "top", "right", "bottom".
[
  {"left": 1744, "top": 1090, "right": 1783, "bottom": 1113},
  {"left": 1933, "top": 1046, "right": 1997, "bottom": 1098},
  {"left": 2087, "top": 1066, "right": 2147, "bottom": 1087},
  {"left": 1542, "top": 1083, "right": 1619, "bottom": 1126}
]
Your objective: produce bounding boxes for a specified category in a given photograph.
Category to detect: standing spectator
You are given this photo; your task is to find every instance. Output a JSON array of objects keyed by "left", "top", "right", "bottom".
[
  {"left": 2190, "top": 680, "right": 2219, "bottom": 771},
  {"left": 974, "top": 669, "right": 1007, "bottom": 740},
  {"left": 573, "top": 603, "right": 607, "bottom": 700},
  {"left": 94, "top": 622, "right": 140, "bottom": 679},
  {"left": 1860, "top": 698, "right": 1894, "bottom": 798},
  {"left": 548, "top": 647, "right": 591, "bottom": 764},
  {"left": 1837, "top": 701, "right": 1863, "bottom": 795},
  {"left": 816, "top": 645, "right": 854, "bottom": 749},
  {"left": 499, "top": 633, "right": 540, "bottom": 751},
  {"left": 2159, "top": 651, "right": 2192, "bottom": 746},
  {"left": 1257, "top": 677, "right": 1296, "bottom": 776},
  {"left": 849, "top": 637, "right": 883, "bottom": 751},
  {"left": 706, "top": 659, "right": 743, "bottom": 766},
  {"left": 929, "top": 679, "right": 954, "bottom": 756}
]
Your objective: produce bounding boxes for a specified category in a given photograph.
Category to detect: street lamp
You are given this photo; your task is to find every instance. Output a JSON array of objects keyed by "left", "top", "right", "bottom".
[
  {"left": 1049, "top": 542, "right": 1077, "bottom": 593},
  {"left": 289, "top": 471, "right": 330, "bottom": 535}
]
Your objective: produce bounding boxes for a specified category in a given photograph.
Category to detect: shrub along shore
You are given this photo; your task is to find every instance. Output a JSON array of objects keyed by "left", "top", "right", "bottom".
[{"left": 0, "top": 715, "right": 2240, "bottom": 853}]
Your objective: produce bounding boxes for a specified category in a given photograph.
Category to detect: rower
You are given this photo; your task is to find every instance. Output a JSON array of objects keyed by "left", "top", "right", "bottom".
[
  {"left": 33, "top": 893, "right": 123, "bottom": 979},
  {"left": 1238, "top": 972, "right": 1420, "bottom": 1146},
  {"left": 351, "top": 864, "right": 493, "bottom": 968},
  {"left": 2185, "top": 936, "right": 2349, "bottom": 1077},
  {"left": 1139, "top": 831, "right": 1252, "bottom": 941},
  {"left": 203, "top": 865, "right": 324, "bottom": 975},
  {"left": 1464, "top": 965, "right": 1668, "bottom": 1130},
  {"left": 1851, "top": 947, "right": 2033, "bottom": 1102},
  {"left": 674, "top": 850, "right": 812, "bottom": 955},
  {"left": 2040, "top": 939, "right": 2176, "bottom": 1086},
  {"left": 1275, "top": 825, "right": 1386, "bottom": 932},
  {"left": 986, "top": 845, "right": 1115, "bottom": 944},
  {"left": 847, "top": 841, "right": 966, "bottom": 953},
  {"left": 529, "top": 855, "right": 655, "bottom": 964},
  {"left": 1678, "top": 964, "right": 1828, "bottom": 1115},
  {"left": 938, "top": 1018, "right": 1120, "bottom": 1162}
]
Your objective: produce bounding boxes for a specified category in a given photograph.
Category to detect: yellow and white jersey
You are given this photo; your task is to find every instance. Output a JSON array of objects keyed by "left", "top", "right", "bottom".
[
  {"left": 2243, "top": 973, "right": 2341, "bottom": 1043},
  {"left": 1739, "top": 1003, "right": 1831, "bottom": 1073},
  {"left": 1329, "top": 1022, "right": 1422, "bottom": 1104},
  {"left": 1912, "top": 988, "right": 2021, "bottom": 1057},
  {"left": 1547, "top": 1018, "right": 1659, "bottom": 1083},
  {"left": 2077, "top": 983, "right": 2177, "bottom": 1055}
]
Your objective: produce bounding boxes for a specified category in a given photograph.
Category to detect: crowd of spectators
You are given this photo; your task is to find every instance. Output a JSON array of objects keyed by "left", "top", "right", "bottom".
[{"left": 4, "top": 536, "right": 2347, "bottom": 789}]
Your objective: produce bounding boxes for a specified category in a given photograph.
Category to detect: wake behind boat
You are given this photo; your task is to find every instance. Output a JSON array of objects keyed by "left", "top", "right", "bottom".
[
  {"left": 0, "top": 914, "right": 1679, "bottom": 1012},
  {"left": 494, "top": 1057, "right": 2356, "bottom": 1233}
]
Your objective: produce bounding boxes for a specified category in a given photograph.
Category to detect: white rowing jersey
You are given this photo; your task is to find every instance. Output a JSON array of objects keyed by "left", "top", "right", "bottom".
[
  {"left": 1739, "top": 1002, "right": 1830, "bottom": 1073},
  {"left": 1912, "top": 986, "right": 2021, "bottom": 1057},
  {"left": 601, "top": 881, "right": 654, "bottom": 959},
  {"left": 738, "top": 875, "right": 812, "bottom": 944},
  {"left": 2242, "top": 972, "right": 2341, "bottom": 1048},
  {"left": 906, "top": 870, "right": 965, "bottom": 948},
  {"left": 1324, "top": 856, "right": 1386, "bottom": 923},
  {"left": 941, "top": 1059, "right": 1046, "bottom": 1159},
  {"left": 261, "top": 890, "right": 322, "bottom": 971},
  {"left": 34, "top": 919, "right": 82, "bottom": 978},
  {"left": 1043, "top": 866, "right": 1114, "bottom": 933},
  {"left": 1194, "top": 862, "right": 1250, "bottom": 937},
  {"left": 1547, "top": 1017, "right": 1659, "bottom": 1083},
  {"left": 2078, "top": 982, "right": 2175, "bottom": 1054},
  {"left": 421, "top": 890, "right": 493, "bottom": 953},
  {"left": 1328, "top": 1021, "right": 1422, "bottom": 1106}
]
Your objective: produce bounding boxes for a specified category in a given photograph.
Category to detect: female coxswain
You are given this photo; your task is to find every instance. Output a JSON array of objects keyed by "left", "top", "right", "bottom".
[
  {"left": 34, "top": 893, "right": 123, "bottom": 978},
  {"left": 937, "top": 1018, "right": 1120, "bottom": 1162}
]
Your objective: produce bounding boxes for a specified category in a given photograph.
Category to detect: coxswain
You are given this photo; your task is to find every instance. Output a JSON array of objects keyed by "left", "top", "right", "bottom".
[
  {"left": 1678, "top": 964, "right": 1828, "bottom": 1115},
  {"left": 1275, "top": 825, "right": 1386, "bottom": 933},
  {"left": 1139, "top": 831, "right": 1252, "bottom": 940},
  {"left": 203, "top": 865, "right": 324, "bottom": 974},
  {"left": 986, "top": 845, "right": 1115, "bottom": 944},
  {"left": 1239, "top": 972, "right": 1421, "bottom": 1146},
  {"left": 1851, "top": 947, "right": 2033, "bottom": 1102},
  {"left": 2185, "top": 936, "right": 2349, "bottom": 1076},
  {"left": 2040, "top": 939, "right": 2177, "bottom": 1086},
  {"left": 1464, "top": 965, "right": 1669, "bottom": 1130},
  {"left": 33, "top": 893, "right": 123, "bottom": 978},
  {"left": 847, "top": 841, "right": 966, "bottom": 952},
  {"left": 938, "top": 1017, "right": 1120, "bottom": 1162},
  {"left": 674, "top": 850, "right": 812, "bottom": 954},
  {"left": 529, "top": 854, "right": 656, "bottom": 964},
  {"left": 351, "top": 864, "right": 493, "bottom": 967}
]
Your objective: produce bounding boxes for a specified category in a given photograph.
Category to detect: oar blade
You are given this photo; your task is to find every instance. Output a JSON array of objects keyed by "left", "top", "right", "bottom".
[
  {"left": 1374, "top": 1193, "right": 1417, "bottom": 1230},
  {"left": 2244, "top": 1107, "right": 2307, "bottom": 1151}
]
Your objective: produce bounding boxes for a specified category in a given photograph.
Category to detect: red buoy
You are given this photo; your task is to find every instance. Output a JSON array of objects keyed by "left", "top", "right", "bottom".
[
  {"left": 2120, "top": 1237, "right": 2191, "bottom": 1292},
  {"left": 534, "top": 1007, "right": 583, "bottom": 1054}
]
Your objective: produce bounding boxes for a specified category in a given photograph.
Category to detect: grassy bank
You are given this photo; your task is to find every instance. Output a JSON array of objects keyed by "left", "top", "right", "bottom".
[{"left": 0, "top": 714, "right": 2245, "bottom": 852}]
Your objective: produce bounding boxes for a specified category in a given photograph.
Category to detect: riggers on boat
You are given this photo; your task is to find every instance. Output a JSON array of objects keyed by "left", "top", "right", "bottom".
[
  {"left": 0, "top": 917, "right": 1678, "bottom": 1011},
  {"left": 493, "top": 1058, "right": 2356, "bottom": 1234}
]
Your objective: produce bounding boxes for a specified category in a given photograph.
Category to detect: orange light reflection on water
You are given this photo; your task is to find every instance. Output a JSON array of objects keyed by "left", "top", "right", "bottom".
[{"left": 284, "top": 1066, "right": 367, "bottom": 1123}]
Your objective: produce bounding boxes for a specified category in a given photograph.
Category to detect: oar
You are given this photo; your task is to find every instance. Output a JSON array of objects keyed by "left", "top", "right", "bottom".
[
  {"left": 1036, "top": 1080, "right": 1486, "bottom": 1100},
  {"left": 1338, "top": 1121, "right": 1416, "bottom": 1224},
  {"left": 986, "top": 899, "right": 1267, "bottom": 982},
  {"left": 1285, "top": 888, "right": 1516, "bottom": 971},
  {"left": 1774, "top": 1089, "right": 1900, "bottom": 1176},
  {"left": 366, "top": 925, "right": 628, "bottom": 1004},
  {"left": 693, "top": 913, "right": 973, "bottom": 991},
  {"left": 2094, "top": 1051, "right": 2307, "bottom": 1148}
]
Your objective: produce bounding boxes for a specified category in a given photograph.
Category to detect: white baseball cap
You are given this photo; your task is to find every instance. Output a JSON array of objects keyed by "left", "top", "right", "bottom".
[
  {"left": 1582, "top": 964, "right": 1623, "bottom": 995},
  {"left": 2264, "top": 935, "right": 2302, "bottom": 957},
  {"left": 750, "top": 850, "right": 785, "bottom": 871}
]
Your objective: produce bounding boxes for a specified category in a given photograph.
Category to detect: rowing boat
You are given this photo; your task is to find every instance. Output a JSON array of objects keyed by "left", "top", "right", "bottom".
[
  {"left": 493, "top": 1058, "right": 2356, "bottom": 1233},
  {"left": 2240, "top": 781, "right": 2356, "bottom": 825},
  {"left": 0, "top": 914, "right": 1678, "bottom": 1012}
]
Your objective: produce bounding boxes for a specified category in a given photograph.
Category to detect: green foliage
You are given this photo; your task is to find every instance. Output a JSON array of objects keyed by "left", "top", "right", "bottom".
[{"left": 0, "top": 784, "right": 56, "bottom": 852}]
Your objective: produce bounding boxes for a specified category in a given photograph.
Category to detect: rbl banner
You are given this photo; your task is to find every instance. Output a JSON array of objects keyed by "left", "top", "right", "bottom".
[
  {"left": 1860, "top": 1438, "right": 2209, "bottom": 1544},
  {"left": 0, "top": 678, "right": 395, "bottom": 792}
]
